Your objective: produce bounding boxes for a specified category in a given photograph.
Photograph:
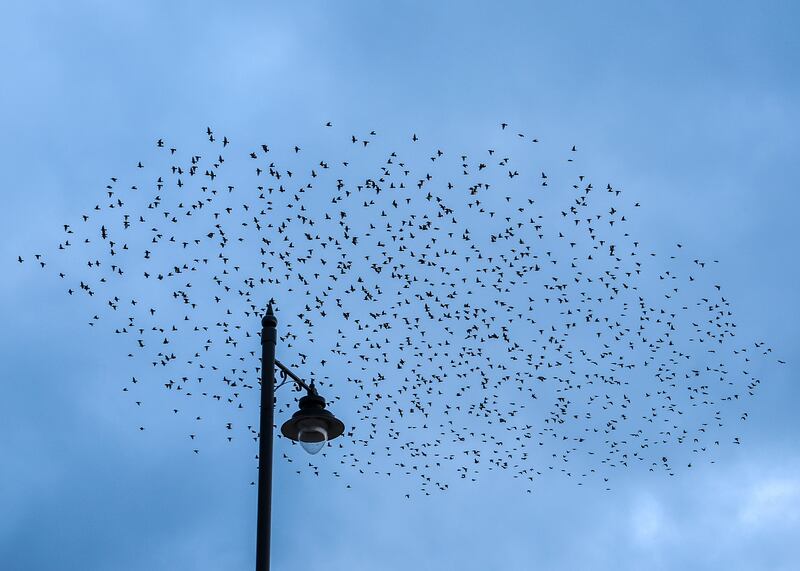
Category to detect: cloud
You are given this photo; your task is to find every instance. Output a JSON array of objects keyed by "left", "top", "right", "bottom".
[
  {"left": 739, "top": 477, "right": 800, "bottom": 528},
  {"left": 630, "top": 493, "right": 668, "bottom": 546}
]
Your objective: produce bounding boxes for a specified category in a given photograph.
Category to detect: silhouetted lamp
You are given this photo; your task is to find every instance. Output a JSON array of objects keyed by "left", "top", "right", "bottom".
[
  {"left": 257, "top": 303, "right": 347, "bottom": 571},
  {"left": 281, "top": 391, "right": 345, "bottom": 455}
]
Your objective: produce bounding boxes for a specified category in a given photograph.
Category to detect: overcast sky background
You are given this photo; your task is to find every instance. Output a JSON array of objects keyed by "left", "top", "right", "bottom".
[{"left": 1, "top": 2, "right": 798, "bottom": 570}]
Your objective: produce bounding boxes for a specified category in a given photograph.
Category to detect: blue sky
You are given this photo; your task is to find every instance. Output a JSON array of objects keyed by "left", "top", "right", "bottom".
[{"left": 1, "top": 2, "right": 798, "bottom": 570}]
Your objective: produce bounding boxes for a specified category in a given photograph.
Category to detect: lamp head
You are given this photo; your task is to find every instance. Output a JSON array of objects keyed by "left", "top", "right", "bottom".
[{"left": 281, "top": 392, "right": 345, "bottom": 455}]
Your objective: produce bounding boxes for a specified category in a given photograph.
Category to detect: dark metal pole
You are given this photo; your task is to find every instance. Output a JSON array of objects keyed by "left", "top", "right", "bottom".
[{"left": 256, "top": 303, "right": 277, "bottom": 571}]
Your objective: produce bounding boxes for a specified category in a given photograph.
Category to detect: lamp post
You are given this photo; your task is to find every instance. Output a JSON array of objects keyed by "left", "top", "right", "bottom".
[{"left": 255, "top": 302, "right": 345, "bottom": 571}]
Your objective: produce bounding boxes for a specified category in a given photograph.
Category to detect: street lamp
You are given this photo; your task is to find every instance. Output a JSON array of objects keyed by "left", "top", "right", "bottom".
[{"left": 256, "top": 302, "right": 345, "bottom": 571}]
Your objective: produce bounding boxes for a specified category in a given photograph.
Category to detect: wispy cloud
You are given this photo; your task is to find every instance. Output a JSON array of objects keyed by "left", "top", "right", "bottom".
[{"left": 739, "top": 477, "right": 800, "bottom": 528}]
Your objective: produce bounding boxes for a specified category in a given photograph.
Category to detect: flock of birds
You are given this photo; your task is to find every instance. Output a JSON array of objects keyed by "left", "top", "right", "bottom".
[{"left": 21, "top": 123, "right": 783, "bottom": 495}]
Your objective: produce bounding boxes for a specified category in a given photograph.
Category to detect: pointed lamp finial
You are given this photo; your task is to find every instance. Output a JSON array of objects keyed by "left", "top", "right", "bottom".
[{"left": 262, "top": 300, "right": 277, "bottom": 328}]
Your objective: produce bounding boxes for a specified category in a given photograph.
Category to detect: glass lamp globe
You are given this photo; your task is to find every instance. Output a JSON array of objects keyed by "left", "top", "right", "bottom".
[{"left": 297, "top": 421, "right": 328, "bottom": 455}]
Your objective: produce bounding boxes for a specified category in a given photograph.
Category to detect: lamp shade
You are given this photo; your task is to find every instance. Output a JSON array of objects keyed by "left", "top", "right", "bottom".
[{"left": 281, "top": 393, "right": 345, "bottom": 453}]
